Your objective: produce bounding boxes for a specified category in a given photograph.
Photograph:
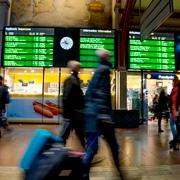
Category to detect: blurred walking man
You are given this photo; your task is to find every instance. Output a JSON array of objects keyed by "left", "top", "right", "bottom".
[
  {"left": 61, "top": 60, "right": 85, "bottom": 147},
  {"left": 82, "top": 49, "right": 124, "bottom": 180}
]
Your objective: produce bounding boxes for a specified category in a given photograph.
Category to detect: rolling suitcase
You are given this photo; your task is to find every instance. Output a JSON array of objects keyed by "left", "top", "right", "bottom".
[
  {"left": 20, "top": 128, "right": 84, "bottom": 180},
  {"left": 24, "top": 143, "right": 84, "bottom": 180},
  {"left": 19, "top": 129, "right": 63, "bottom": 171}
]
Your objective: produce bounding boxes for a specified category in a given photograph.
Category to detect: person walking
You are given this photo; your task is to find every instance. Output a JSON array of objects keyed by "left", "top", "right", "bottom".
[
  {"left": 169, "top": 76, "right": 180, "bottom": 150},
  {"left": 61, "top": 60, "right": 85, "bottom": 147},
  {"left": 157, "top": 88, "right": 168, "bottom": 133},
  {"left": 82, "top": 49, "right": 124, "bottom": 180}
]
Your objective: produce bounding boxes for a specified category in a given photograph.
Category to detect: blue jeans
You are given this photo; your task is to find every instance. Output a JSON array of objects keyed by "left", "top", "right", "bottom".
[
  {"left": 82, "top": 122, "right": 120, "bottom": 179},
  {"left": 170, "top": 113, "right": 177, "bottom": 139},
  {"left": 82, "top": 133, "right": 99, "bottom": 179}
]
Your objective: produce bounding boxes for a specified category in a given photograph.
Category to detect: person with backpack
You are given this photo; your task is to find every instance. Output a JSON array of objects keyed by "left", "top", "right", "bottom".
[{"left": 0, "top": 75, "right": 10, "bottom": 129}]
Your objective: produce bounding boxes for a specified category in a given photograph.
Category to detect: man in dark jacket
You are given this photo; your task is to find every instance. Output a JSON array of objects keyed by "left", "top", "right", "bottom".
[
  {"left": 0, "top": 75, "right": 10, "bottom": 128},
  {"left": 61, "top": 60, "right": 85, "bottom": 147},
  {"left": 82, "top": 49, "right": 124, "bottom": 180}
]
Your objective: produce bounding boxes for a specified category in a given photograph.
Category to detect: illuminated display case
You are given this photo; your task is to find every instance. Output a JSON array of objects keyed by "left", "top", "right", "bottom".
[
  {"left": 128, "top": 31, "right": 175, "bottom": 70},
  {"left": 4, "top": 67, "right": 96, "bottom": 123}
]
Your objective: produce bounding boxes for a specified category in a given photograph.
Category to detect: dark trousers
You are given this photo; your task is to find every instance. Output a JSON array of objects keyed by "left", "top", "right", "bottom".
[
  {"left": 60, "top": 120, "right": 85, "bottom": 147},
  {"left": 82, "top": 122, "right": 120, "bottom": 179},
  {"left": 174, "top": 119, "right": 180, "bottom": 144},
  {"left": 158, "top": 113, "right": 162, "bottom": 131},
  {"left": 0, "top": 109, "right": 8, "bottom": 127}
]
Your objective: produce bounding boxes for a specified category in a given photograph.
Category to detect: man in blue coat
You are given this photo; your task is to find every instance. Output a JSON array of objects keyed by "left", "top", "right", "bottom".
[{"left": 82, "top": 49, "right": 124, "bottom": 180}]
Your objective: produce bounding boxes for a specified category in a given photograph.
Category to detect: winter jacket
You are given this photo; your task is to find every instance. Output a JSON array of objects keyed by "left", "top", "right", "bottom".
[
  {"left": 170, "top": 85, "right": 179, "bottom": 120},
  {"left": 62, "top": 73, "right": 84, "bottom": 120},
  {"left": 84, "top": 61, "right": 113, "bottom": 132},
  {"left": 157, "top": 90, "right": 168, "bottom": 113},
  {"left": 0, "top": 85, "right": 10, "bottom": 111}
]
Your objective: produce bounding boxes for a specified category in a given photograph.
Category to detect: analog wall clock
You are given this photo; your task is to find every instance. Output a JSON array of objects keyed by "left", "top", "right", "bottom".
[{"left": 60, "top": 36, "right": 73, "bottom": 50}]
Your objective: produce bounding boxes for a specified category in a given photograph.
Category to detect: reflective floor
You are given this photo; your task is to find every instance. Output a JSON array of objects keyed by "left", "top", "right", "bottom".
[{"left": 0, "top": 120, "right": 180, "bottom": 180}]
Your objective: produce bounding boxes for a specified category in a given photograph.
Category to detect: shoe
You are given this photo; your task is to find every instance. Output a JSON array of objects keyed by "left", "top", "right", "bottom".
[
  {"left": 169, "top": 140, "right": 179, "bottom": 150},
  {"left": 91, "top": 156, "right": 104, "bottom": 165},
  {"left": 3, "top": 126, "right": 13, "bottom": 132},
  {"left": 169, "top": 140, "right": 173, "bottom": 144},
  {"left": 81, "top": 174, "right": 90, "bottom": 180},
  {"left": 158, "top": 129, "right": 164, "bottom": 133},
  {"left": 173, "top": 146, "right": 179, "bottom": 151}
]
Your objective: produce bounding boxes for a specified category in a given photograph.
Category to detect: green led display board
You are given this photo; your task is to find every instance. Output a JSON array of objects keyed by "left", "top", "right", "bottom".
[
  {"left": 129, "top": 31, "right": 175, "bottom": 70},
  {"left": 80, "top": 29, "right": 115, "bottom": 68},
  {"left": 2, "top": 27, "right": 116, "bottom": 68},
  {"left": 3, "top": 27, "right": 54, "bottom": 67}
]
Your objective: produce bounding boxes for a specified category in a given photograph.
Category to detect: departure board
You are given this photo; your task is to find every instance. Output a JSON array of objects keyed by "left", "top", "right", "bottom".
[
  {"left": 2, "top": 27, "right": 116, "bottom": 68},
  {"left": 2, "top": 27, "right": 54, "bottom": 67},
  {"left": 0, "top": 31, "right": 2, "bottom": 66},
  {"left": 128, "top": 31, "right": 175, "bottom": 70},
  {"left": 80, "top": 29, "right": 115, "bottom": 68}
]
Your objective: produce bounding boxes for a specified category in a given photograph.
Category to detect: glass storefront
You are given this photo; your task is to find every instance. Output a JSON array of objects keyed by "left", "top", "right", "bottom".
[
  {"left": 127, "top": 71, "right": 176, "bottom": 122},
  {"left": 2, "top": 65, "right": 177, "bottom": 124},
  {"left": 3, "top": 67, "right": 116, "bottom": 123}
]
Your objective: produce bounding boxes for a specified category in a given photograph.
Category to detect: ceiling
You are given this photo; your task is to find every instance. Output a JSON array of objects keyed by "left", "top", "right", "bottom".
[{"left": 119, "top": 0, "right": 180, "bottom": 32}]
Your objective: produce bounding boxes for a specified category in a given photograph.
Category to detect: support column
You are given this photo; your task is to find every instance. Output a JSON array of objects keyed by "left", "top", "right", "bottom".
[
  {"left": 114, "top": 0, "right": 136, "bottom": 109},
  {"left": 0, "top": 0, "right": 10, "bottom": 65}
]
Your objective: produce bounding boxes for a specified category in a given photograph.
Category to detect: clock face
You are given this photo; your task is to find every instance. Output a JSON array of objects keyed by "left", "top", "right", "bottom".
[{"left": 60, "top": 36, "right": 73, "bottom": 50}]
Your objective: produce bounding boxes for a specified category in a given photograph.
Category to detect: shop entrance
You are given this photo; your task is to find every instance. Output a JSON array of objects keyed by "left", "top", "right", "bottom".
[
  {"left": 145, "top": 73, "right": 174, "bottom": 121},
  {"left": 127, "top": 72, "right": 175, "bottom": 123}
]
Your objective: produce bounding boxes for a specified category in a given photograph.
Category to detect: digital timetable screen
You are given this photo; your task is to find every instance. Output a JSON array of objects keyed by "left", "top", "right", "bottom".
[
  {"left": 2, "top": 27, "right": 116, "bottom": 68},
  {"left": 128, "top": 31, "right": 175, "bottom": 70},
  {"left": 80, "top": 29, "right": 115, "bottom": 68},
  {"left": 3, "top": 27, "right": 54, "bottom": 67}
]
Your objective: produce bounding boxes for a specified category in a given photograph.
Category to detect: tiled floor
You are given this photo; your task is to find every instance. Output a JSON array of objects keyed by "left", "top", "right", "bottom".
[{"left": 0, "top": 120, "right": 180, "bottom": 180}]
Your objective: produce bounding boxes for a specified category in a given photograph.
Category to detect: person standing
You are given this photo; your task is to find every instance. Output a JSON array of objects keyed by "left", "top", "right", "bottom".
[
  {"left": 0, "top": 75, "right": 10, "bottom": 129},
  {"left": 82, "top": 49, "right": 124, "bottom": 180},
  {"left": 157, "top": 88, "right": 167, "bottom": 133},
  {"left": 169, "top": 76, "right": 180, "bottom": 150},
  {"left": 61, "top": 60, "right": 85, "bottom": 147},
  {"left": 152, "top": 94, "right": 158, "bottom": 120}
]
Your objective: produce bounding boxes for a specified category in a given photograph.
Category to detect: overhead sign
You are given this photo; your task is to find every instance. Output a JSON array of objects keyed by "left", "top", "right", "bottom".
[
  {"left": 2, "top": 27, "right": 116, "bottom": 68},
  {"left": 3, "top": 27, "right": 54, "bottom": 67},
  {"left": 128, "top": 31, "right": 175, "bottom": 71},
  {"left": 80, "top": 29, "right": 115, "bottom": 68},
  {"left": 0, "top": 31, "right": 2, "bottom": 66},
  {"left": 140, "top": 0, "right": 173, "bottom": 41},
  {"left": 144, "top": 73, "right": 175, "bottom": 80}
]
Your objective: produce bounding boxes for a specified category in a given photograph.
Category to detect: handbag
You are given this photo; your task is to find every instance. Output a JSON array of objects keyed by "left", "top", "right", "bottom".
[{"left": 176, "top": 106, "right": 180, "bottom": 118}]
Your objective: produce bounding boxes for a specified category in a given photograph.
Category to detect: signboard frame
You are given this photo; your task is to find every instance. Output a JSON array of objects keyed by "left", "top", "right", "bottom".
[
  {"left": 128, "top": 31, "right": 175, "bottom": 71},
  {"left": 1, "top": 26, "right": 117, "bottom": 68}
]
